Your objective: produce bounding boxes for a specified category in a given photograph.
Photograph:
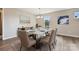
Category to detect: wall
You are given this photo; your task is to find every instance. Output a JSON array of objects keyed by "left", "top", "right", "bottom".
[
  {"left": 3, "top": 8, "right": 79, "bottom": 40},
  {"left": 43, "top": 8, "right": 79, "bottom": 37},
  {"left": 3, "top": 8, "right": 36, "bottom": 40}
]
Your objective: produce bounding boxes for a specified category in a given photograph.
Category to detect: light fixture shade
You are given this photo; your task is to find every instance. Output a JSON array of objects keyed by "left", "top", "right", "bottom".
[
  {"left": 36, "top": 16, "right": 40, "bottom": 18},
  {"left": 36, "top": 15, "right": 43, "bottom": 19},
  {"left": 41, "top": 16, "right": 43, "bottom": 18}
]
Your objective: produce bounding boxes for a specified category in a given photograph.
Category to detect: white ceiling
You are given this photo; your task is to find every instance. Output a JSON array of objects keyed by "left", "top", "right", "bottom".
[{"left": 18, "top": 8, "right": 69, "bottom": 15}]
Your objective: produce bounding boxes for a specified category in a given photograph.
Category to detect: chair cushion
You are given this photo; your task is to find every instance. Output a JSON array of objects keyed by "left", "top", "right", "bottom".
[
  {"left": 40, "top": 36, "right": 50, "bottom": 44},
  {"left": 27, "top": 38, "right": 36, "bottom": 48}
]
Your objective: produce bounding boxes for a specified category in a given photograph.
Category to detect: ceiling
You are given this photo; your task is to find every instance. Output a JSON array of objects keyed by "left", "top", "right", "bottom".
[{"left": 18, "top": 8, "right": 70, "bottom": 15}]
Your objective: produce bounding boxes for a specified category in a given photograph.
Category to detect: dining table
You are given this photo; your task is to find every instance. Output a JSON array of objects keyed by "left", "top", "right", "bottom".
[
  {"left": 26, "top": 29, "right": 48, "bottom": 39},
  {"left": 26, "top": 28, "right": 51, "bottom": 49}
]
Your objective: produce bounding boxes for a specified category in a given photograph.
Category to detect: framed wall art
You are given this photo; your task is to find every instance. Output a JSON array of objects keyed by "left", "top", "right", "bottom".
[{"left": 58, "top": 15, "right": 69, "bottom": 24}]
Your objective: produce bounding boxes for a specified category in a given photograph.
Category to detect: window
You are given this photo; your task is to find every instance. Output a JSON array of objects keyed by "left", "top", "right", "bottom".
[
  {"left": 44, "top": 16, "right": 51, "bottom": 28},
  {"left": 19, "top": 16, "right": 30, "bottom": 24}
]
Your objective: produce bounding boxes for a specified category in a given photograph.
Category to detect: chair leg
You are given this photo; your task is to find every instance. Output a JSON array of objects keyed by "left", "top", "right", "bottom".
[
  {"left": 49, "top": 43, "right": 55, "bottom": 51},
  {"left": 50, "top": 40, "right": 57, "bottom": 51},
  {"left": 53, "top": 40, "right": 57, "bottom": 49},
  {"left": 52, "top": 43, "right": 54, "bottom": 49},
  {"left": 49, "top": 45, "right": 51, "bottom": 51},
  {"left": 54, "top": 40, "right": 57, "bottom": 45},
  {"left": 20, "top": 45, "right": 22, "bottom": 51}
]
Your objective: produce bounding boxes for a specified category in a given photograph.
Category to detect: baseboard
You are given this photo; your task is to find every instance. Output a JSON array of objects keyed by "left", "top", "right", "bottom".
[
  {"left": 3, "top": 35, "right": 17, "bottom": 40},
  {"left": 57, "top": 33, "right": 79, "bottom": 38}
]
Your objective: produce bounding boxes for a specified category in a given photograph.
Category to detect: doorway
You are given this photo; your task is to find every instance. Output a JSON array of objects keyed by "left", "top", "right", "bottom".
[{"left": 0, "top": 8, "right": 2, "bottom": 40}]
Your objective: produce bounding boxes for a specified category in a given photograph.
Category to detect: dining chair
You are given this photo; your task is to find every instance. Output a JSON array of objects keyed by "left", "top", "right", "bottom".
[
  {"left": 17, "top": 30, "right": 36, "bottom": 51},
  {"left": 49, "top": 29, "right": 57, "bottom": 50},
  {"left": 40, "top": 29, "right": 57, "bottom": 51}
]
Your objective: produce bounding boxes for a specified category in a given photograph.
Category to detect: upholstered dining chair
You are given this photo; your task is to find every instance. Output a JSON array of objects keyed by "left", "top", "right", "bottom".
[
  {"left": 17, "top": 30, "right": 36, "bottom": 51},
  {"left": 40, "top": 29, "right": 57, "bottom": 51},
  {"left": 49, "top": 29, "right": 57, "bottom": 50}
]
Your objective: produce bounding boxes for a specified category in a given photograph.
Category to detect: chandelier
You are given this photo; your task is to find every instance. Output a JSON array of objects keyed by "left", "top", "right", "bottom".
[{"left": 36, "top": 8, "right": 43, "bottom": 19}]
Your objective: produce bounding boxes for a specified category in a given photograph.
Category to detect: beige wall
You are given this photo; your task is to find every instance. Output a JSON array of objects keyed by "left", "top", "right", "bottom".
[
  {"left": 43, "top": 8, "right": 79, "bottom": 37},
  {"left": 3, "top": 8, "right": 36, "bottom": 40}
]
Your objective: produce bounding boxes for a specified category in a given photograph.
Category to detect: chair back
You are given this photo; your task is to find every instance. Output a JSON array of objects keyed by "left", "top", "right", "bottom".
[
  {"left": 17, "top": 30, "right": 30, "bottom": 47},
  {"left": 49, "top": 29, "right": 57, "bottom": 44}
]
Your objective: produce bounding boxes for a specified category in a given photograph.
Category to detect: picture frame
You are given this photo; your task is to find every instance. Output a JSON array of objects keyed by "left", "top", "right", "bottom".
[
  {"left": 57, "top": 15, "right": 69, "bottom": 25},
  {"left": 74, "top": 11, "right": 79, "bottom": 20}
]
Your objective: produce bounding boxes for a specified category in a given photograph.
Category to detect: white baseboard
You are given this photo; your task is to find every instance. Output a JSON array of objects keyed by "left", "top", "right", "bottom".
[
  {"left": 3, "top": 35, "right": 17, "bottom": 40},
  {"left": 57, "top": 33, "right": 79, "bottom": 38}
]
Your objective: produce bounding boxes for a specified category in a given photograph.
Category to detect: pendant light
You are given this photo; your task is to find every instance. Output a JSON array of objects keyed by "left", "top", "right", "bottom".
[{"left": 36, "top": 8, "right": 43, "bottom": 19}]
